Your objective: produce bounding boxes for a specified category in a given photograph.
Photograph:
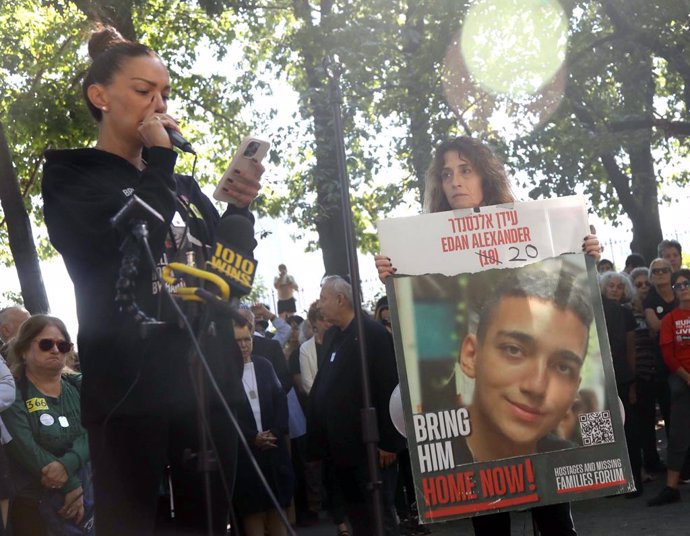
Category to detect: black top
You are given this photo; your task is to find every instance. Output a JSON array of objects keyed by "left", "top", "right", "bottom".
[
  {"left": 633, "top": 309, "right": 657, "bottom": 381},
  {"left": 234, "top": 355, "right": 294, "bottom": 514},
  {"left": 307, "top": 315, "right": 404, "bottom": 467},
  {"left": 643, "top": 286, "right": 678, "bottom": 326},
  {"left": 288, "top": 346, "right": 301, "bottom": 376},
  {"left": 42, "top": 147, "right": 250, "bottom": 424},
  {"left": 253, "top": 335, "right": 291, "bottom": 393},
  {"left": 602, "top": 298, "right": 637, "bottom": 384}
]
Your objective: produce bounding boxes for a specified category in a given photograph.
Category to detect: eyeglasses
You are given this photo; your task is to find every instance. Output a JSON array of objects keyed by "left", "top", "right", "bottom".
[
  {"left": 635, "top": 281, "right": 651, "bottom": 288},
  {"left": 651, "top": 267, "right": 671, "bottom": 275},
  {"left": 35, "top": 338, "right": 73, "bottom": 353},
  {"left": 672, "top": 281, "right": 690, "bottom": 291}
]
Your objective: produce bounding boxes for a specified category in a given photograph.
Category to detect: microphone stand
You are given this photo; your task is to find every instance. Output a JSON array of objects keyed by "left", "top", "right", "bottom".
[
  {"left": 324, "top": 55, "right": 386, "bottom": 536},
  {"left": 191, "top": 303, "right": 219, "bottom": 536},
  {"left": 112, "top": 200, "right": 223, "bottom": 536}
]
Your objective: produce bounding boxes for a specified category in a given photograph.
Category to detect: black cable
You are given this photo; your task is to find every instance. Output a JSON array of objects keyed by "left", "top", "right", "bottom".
[{"left": 137, "top": 231, "right": 297, "bottom": 536}]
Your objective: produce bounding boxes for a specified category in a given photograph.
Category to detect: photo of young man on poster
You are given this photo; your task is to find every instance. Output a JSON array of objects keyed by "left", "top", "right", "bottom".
[
  {"left": 456, "top": 260, "right": 593, "bottom": 463},
  {"left": 380, "top": 199, "right": 634, "bottom": 523}
]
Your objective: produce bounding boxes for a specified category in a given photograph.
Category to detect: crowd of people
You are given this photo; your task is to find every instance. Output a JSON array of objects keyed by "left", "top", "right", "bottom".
[
  {"left": 1, "top": 20, "right": 689, "bottom": 536},
  {"left": 4, "top": 240, "right": 690, "bottom": 536},
  {"left": 597, "top": 240, "right": 690, "bottom": 507}
]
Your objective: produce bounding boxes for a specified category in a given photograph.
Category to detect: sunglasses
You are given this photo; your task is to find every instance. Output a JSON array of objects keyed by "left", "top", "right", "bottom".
[
  {"left": 672, "top": 281, "right": 690, "bottom": 291},
  {"left": 634, "top": 281, "right": 651, "bottom": 288},
  {"left": 35, "top": 338, "right": 73, "bottom": 353},
  {"left": 651, "top": 267, "right": 671, "bottom": 275}
]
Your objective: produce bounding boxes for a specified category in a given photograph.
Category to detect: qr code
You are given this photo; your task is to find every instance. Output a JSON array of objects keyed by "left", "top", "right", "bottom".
[{"left": 579, "top": 411, "right": 615, "bottom": 446}]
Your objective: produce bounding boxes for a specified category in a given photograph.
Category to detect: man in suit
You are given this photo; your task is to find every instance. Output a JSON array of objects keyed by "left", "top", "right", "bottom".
[{"left": 308, "top": 276, "right": 403, "bottom": 535}]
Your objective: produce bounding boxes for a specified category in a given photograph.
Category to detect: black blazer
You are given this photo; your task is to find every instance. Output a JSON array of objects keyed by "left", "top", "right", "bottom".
[
  {"left": 234, "top": 355, "right": 294, "bottom": 514},
  {"left": 307, "top": 315, "right": 404, "bottom": 467},
  {"left": 252, "top": 335, "right": 291, "bottom": 393}
]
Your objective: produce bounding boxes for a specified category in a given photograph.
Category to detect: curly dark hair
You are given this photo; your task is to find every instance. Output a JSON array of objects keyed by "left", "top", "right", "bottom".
[{"left": 423, "top": 137, "right": 515, "bottom": 213}]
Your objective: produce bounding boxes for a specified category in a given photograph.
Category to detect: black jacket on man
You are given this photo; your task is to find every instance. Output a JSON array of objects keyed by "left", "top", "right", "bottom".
[
  {"left": 307, "top": 315, "right": 404, "bottom": 467},
  {"left": 252, "top": 335, "right": 291, "bottom": 392}
]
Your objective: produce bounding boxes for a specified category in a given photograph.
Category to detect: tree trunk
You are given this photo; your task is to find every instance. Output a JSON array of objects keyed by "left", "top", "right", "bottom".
[
  {"left": 308, "top": 63, "right": 350, "bottom": 277},
  {"left": 619, "top": 47, "right": 663, "bottom": 264},
  {"left": 0, "top": 122, "right": 50, "bottom": 313},
  {"left": 293, "top": 0, "right": 350, "bottom": 277},
  {"left": 629, "top": 206, "right": 663, "bottom": 266}
]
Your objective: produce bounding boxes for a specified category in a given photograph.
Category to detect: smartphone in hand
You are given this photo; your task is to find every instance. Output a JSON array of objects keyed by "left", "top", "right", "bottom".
[{"left": 213, "top": 136, "right": 270, "bottom": 204}]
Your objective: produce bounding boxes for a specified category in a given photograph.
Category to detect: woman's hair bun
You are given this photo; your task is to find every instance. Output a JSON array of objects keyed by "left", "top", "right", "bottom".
[{"left": 87, "top": 25, "right": 128, "bottom": 60}]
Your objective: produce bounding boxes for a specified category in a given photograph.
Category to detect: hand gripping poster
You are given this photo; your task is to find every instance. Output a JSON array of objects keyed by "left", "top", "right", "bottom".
[{"left": 377, "top": 196, "right": 634, "bottom": 523}]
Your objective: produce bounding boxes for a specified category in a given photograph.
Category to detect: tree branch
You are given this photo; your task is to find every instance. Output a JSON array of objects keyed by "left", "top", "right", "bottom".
[
  {"left": 186, "top": 98, "right": 243, "bottom": 129},
  {"left": 599, "top": 0, "right": 690, "bottom": 110},
  {"left": 568, "top": 32, "right": 626, "bottom": 68},
  {"left": 607, "top": 117, "right": 690, "bottom": 137},
  {"left": 29, "top": 34, "right": 77, "bottom": 92},
  {"left": 599, "top": 152, "right": 637, "bottom": 220},
  {"left": 565, "top": 86, "right": 639, "bottom": 218}
]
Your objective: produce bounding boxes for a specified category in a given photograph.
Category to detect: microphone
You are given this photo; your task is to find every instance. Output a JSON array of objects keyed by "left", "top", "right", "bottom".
[
  {"left": 162, "top": 215, "right": 258, "bottom": 303},
  {"left": 206, "top": 215, "right": 258, "bottom": 300},
  {"left": 166, "top": 127, "right": 196, "bottom": 154}
]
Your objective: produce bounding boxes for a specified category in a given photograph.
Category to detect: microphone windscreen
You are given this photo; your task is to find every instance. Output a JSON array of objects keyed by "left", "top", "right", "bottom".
[{"left": 207, "top": 215, "right": 258, "bottom": 299}]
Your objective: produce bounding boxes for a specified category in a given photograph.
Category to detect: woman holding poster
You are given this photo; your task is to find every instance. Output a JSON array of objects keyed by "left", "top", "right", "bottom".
[{"left": 376, "top": 136, "right": 600, "bottom": 536}]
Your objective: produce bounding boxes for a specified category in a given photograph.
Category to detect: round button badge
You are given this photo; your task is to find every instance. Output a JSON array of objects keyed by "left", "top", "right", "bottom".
[{"left": 40, "top": 414, "right": 55, "bottom": 426}]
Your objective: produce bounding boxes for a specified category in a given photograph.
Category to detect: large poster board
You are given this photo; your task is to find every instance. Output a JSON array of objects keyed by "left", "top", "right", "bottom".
[{"left": 378, "top": 196, "right": 633, "bottom": 523}]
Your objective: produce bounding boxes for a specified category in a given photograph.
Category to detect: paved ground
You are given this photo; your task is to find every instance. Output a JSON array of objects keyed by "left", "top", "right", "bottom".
[
  {"left": 293, "top": 474, "right": 690, "bottom": 536},
  {"left": 292, "top": 427, "right": 690, "bottom": 536}
]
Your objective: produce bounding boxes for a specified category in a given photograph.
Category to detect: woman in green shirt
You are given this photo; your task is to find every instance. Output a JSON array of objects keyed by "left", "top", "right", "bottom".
[{"left": 5, "top": 315, "right": 92, "bottom": 535}]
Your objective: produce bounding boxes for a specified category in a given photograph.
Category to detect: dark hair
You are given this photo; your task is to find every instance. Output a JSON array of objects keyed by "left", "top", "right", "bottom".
[
  {"left": 374, "top": 296, "right": 390, "bottom": 323},
  {"left": 671, "top": 269, "right": 690, "bottom": 286},
  {"left": 597, "top": 259, "right": 614, "bottom": 269},
  {"left": 233, "top": 316, "right": 252, "bottom": 331},
  {"left": 7, "top": 315, "right": 73, "bottom": 379},
  {"left": 475, "top": 264, "right": 593, "bottom": 346},
  {"left": 658, "top": 239, "right": 682, "bottom": 257},
  {"left": 82, "top": 26, "right": 158, "bottom": 121},
  {"left": 625, "top": 253, "right": 646, "bottom": 269},
  {"left": 288, "top": 315, "right": 304, "bottom": 327},
  {"left": 423, "top": 137, "right": 515, "bottom": 213}
]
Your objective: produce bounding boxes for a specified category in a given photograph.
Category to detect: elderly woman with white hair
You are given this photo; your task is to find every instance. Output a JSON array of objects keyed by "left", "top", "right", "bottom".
[{"left": 599, "top": 271, "right": 643, "bottom": 496}]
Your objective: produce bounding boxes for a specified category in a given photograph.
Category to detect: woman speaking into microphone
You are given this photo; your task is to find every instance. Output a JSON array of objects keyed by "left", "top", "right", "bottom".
[{"left": 41, "top": 26, "right": 263, "bottom": 535}]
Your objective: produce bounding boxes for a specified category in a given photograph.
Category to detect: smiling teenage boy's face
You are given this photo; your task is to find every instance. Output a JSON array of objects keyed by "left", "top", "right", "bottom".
[{"left": 461, "top": 296, "right": 587, "bottom": 455}]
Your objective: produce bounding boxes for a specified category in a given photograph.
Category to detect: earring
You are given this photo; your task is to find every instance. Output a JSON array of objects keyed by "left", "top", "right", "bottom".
[{"left": 101, "top": 106, "right": 108, "bottom": 112}]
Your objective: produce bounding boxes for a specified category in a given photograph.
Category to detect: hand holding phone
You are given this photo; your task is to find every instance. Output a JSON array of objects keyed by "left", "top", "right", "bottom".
[{"left": 213, "top": 137, "right": 270, "bottom": 205}]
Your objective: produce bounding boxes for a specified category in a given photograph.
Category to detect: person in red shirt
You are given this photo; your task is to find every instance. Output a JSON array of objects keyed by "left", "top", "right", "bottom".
[{"left": 648, "top": 268, "right": 690, "bottom": 506}]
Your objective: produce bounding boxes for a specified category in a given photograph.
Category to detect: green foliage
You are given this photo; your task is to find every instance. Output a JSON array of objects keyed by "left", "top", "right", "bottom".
[
  {"left": 507, "top": 0, "right": 689, "bottom": 218},
  {"left": 246, "top": 273, "right": 269, "bottom": 304},
  {"left": 0, "top": 0, "right": 263, "bottom": 264},
  {"left": 0, "top": 2, "right": 91, "bottom": 264},
  {"left": 1, "top": 0, "right": 689, "bottom": 274},
  {"left": 0, "top": 290, "right": 23, "bottom": 307}
]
